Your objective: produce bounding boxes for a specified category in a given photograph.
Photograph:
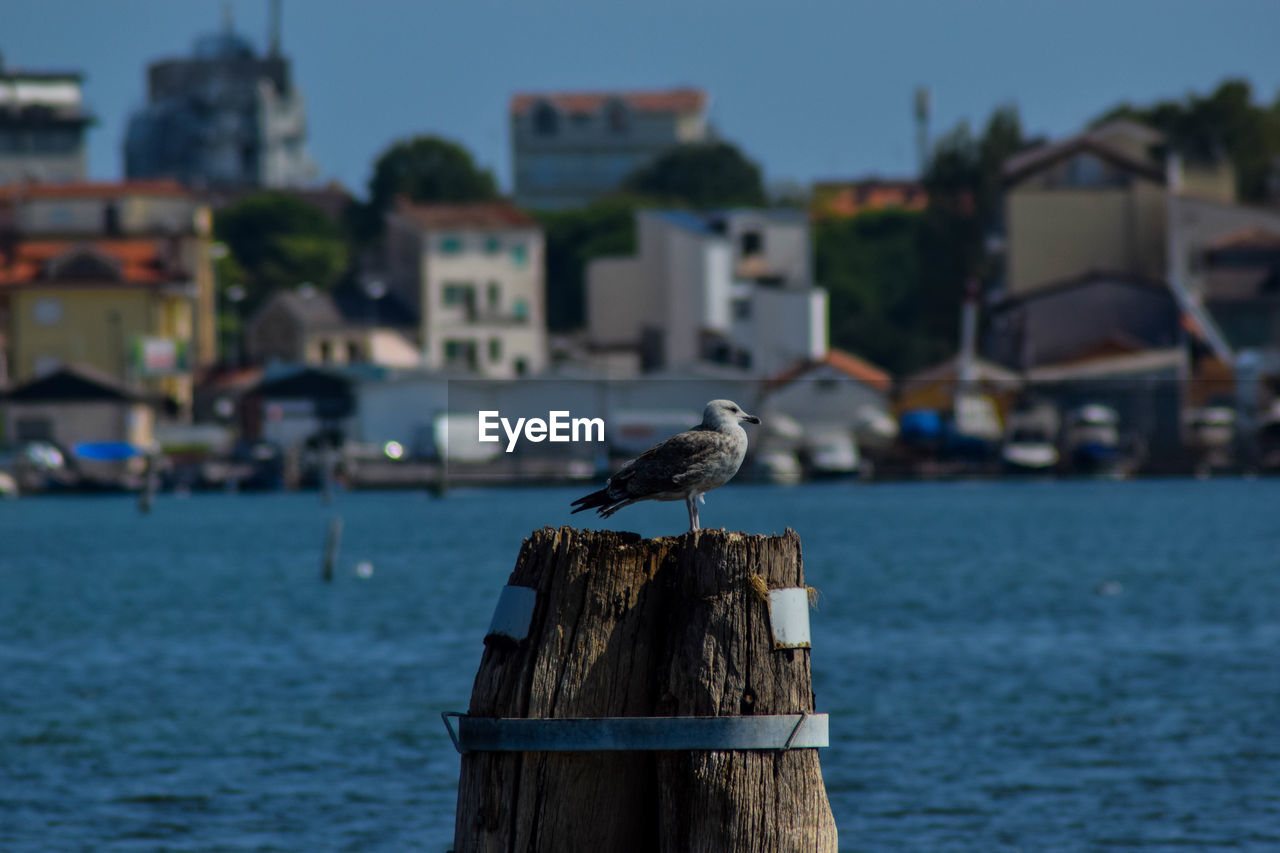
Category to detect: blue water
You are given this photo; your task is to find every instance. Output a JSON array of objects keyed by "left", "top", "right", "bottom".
[{"left": 1, "top": 480, "right": 1278, "bottom": 851}]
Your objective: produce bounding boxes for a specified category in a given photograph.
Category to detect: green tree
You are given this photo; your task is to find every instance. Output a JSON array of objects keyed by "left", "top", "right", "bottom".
[
  {"left": 536, "top": 197, "right": 639, "bottom": 332},
  {"left": 213, "top": 192, "right": 350, "bottom": 316},
  {"left": 622, "top": 142, "right": 766, "bottom": 208},
  {"left": 351, "top": 135, "right": 499, "bottom": 241},
  {"left": 816, "top": 209, "right": 942, "bottom": 374},
  {"left": 815, "top": 104, "right": 1030, "bottom": 374}
]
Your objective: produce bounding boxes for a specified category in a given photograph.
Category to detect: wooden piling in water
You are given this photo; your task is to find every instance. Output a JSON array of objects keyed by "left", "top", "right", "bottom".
[
  {"left": 452, "top": 526, "right": 837, "bottom": 853},
  {"left": 321, "top": 516, "right": 343, "bottom": 582}
]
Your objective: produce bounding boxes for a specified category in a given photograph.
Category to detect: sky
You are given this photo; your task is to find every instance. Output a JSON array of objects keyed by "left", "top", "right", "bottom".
[{"left": 6, "top": 0, "right": 1279, "bottom": 199}]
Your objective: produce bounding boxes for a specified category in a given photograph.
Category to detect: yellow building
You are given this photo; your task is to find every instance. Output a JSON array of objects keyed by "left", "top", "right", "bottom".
[
  {"left": 2, "top": 238, "right": 198, "bottom": 412},
  {"left": 1002, "top": 119, "right": 1236, "bottom": 296}
]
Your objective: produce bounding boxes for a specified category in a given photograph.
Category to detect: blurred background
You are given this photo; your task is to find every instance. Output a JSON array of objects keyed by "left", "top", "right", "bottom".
[{"left": 1, "top": 0, "right": 1279, "bottom": 489}]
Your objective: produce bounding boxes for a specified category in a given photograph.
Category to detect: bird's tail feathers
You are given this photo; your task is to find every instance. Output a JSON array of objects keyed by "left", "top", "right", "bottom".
[
  {"left": 570, "top": 488, "right": 610, "bottom": 514},
  {"left": 571, "top": 488, "right": 634, "bottom": 518}
]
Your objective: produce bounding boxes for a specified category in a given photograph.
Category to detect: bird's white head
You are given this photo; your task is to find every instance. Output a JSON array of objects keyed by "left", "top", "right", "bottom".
[{"left": 702, "top": 399, "right": 761, "bottom": 430}]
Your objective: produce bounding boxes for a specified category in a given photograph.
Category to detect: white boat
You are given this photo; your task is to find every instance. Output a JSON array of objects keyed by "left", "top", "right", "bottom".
[
  {"left": 1185, "top": 405, "right": 1236, "bottom": 475},
  {"left": 1063, "top": 404, "right": 1129, "bottom": 477},
  {"left": 1002, "top": 405, "right": 1060, "bottom": 475}
]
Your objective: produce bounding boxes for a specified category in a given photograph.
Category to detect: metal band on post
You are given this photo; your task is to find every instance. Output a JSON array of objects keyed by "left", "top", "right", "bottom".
[{"left": 441, "top": 712, "right": 829, "bottom": 754}]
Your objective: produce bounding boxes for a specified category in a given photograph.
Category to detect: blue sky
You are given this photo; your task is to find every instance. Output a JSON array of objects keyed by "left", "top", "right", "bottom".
[{"left": 6, "top": 0, "right": 1278, "bottom": 198}]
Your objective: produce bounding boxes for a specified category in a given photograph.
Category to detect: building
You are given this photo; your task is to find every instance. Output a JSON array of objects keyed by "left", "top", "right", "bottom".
[
  {"left": 810, "top": 178, "right": 927, "bottom": 220},
  {"left": 0, "top": 180, "right": 218, "bottom": 376},
  {"left": 1200, "top": 229, "right": 1280, "bottom": 354},
  {"left": 0, "top": 56, "right": 92, "bottom": 184},
  {"left": 381, "top": 199, "right": 548, "bottom": 378},
  {"left": 244, "top": 283, "right": 421, "bottom": 368},
  {"left": 124, "top": 6, "right": 316, "bottom": 189},
  {"left": 3, "top": 363, "right": 154, "bottom": 447},
  {"left": 987, "top": 118, "right": 1280, "bottom": 468},
  {"left": 985, "top": 272, "right": 1184, "bottom": 370},
  {"left": 761, "top": 349, "right": 896, "bottom": 471},
  {"left": 0, "top": 181, "right": 217, "bottom": 413},
  {"left": 585, "top": 209, "right": 827, "bottom": 377},
  {"left": 1000, "top": 119, "right": 1235, "bottom": 297},
  {"left": 510, "top": 87, "right": 710, "bottom": 210}
]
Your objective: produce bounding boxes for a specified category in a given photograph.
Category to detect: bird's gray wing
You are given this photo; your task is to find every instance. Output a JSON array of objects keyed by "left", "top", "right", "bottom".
[{"left": 607, "top": 429, "right": 732, "bottom": 500}]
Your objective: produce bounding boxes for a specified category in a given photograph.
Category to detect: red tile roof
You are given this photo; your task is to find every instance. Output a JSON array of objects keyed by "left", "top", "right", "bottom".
[
  {"left": 0, "top": 180, "right": 191, "bottom": 201},
  {"left": 768, "top": 348, "right": 892, "bottom": 392},
  {"left": 510, "top": 87, "right": 707, "bottom": 116},
  {"left": 394, "top": 199, "right": 537, "bottom": 230},
  {"left": 0, "top": 238, "right": 175, "bottom": 286}
]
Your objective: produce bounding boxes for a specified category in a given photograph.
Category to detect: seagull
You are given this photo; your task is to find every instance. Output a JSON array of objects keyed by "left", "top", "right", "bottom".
[{"left": 571, "top": 399, "right": 760, "bottom": 531}]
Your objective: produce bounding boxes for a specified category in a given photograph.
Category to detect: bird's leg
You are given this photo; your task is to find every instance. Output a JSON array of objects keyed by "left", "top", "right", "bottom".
[{"left": 686, "top": 493, "right": 700, "bottom": 531}]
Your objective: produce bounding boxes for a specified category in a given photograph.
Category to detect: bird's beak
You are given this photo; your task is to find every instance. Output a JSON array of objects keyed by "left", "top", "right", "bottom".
[{"left": 743, "top": 412, "right": 761, "bottom": 425}]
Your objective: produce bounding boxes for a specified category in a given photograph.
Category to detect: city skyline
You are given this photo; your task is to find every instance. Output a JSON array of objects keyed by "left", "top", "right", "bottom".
[{"left": 5, "top": 0, "right": 1279, "bottom": 198}]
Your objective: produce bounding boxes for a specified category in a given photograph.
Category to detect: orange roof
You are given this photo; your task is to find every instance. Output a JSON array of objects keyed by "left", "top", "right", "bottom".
[
  {"left": 510, "top": 87, "right": 707, "bottom": 116},
  {"left": 0, "top": 179, "right": 190, "bottom": 201},
  {"left": 0, "top": 238, "right": 174, "bottom": 286},
  {"left": 769, "top": 348, "right": 892, "bottom": 392},
  {"left": 1205, "top": 227, "right": 1280, "bottom": 251},
  {"left": 394, "top": 199, "right": 537, "bottom": 230}
]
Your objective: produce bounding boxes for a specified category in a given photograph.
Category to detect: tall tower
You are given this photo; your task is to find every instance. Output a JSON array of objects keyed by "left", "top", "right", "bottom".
[
  {"left": 268, "top": 0, "right": 282, "bottom": 57},
  {"left": 914, "top": 87, "right": 931, "bottom": 176}
]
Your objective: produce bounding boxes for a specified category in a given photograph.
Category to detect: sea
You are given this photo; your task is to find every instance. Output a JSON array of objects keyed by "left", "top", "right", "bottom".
[{"left": 1, "top": 479, "right": 1278, "bottom": 852}]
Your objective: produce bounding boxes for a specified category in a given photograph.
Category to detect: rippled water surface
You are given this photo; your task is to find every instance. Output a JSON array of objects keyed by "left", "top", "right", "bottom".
[{"left": 2, "top": 480, "right": 1278, "bottom": 851}]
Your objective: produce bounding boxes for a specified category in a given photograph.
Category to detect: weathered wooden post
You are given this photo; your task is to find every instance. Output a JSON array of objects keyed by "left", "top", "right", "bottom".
[
  {"left": 320, "top": 516, "right": 343, "bottom": 583},
  {"left": 448, "top": 526, "right": 837, "bottom": 852}
]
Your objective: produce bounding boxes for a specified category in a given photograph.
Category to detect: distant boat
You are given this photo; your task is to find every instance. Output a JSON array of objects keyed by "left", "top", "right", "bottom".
[
  {"left": 72, "top": 441, "right": 142, "bottom": 462},
  {"left": 802, "top": 427, "right": 860, "bottom": 479},
  {"left": 756, "top": 449, "right": 803, "bottom": 485},
  {"left": 1002, "top": 428, "right": 1059, "bottom": 475},
  {"left": 1002, "top": 406, "right": 1060, "bottom": 475},
  {"left": 1185, "top": 405, "right": 1236, "bottom": 475},
  {"left": 1062, "top": 404, "right": 1128, "bottom": 477},
  {"left": 1257, "top": 401, "right": 1280, "bottom": 472}
]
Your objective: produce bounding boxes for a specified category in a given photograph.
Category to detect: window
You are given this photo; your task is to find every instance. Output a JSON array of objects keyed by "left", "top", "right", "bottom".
[
  {"left": 15, "top": 417, "right": 53, "bottom": 441},
  {"left": 319, "top": 340, "right": 333, "bottom": 363},
  {"left": 514, "top": 357, "right": 528, "bottom": 376},
  {"left": 439, "top": 235, "right": 464, "bottom": 254},
  {"left": 487, "top": 282, "right": 501, "bottom": 311},
  {"left": 489, "top": 338, "right": 502, "bottom": 362},
  {"left": 33, "top": 298, "right": 63, "bottom": 326},
  {"left": 511, "top": 243, "right": 528, "bottom": 268},
  {"left": 513, "top": 299, "right": 529, "bottom": 321},
  {"left": 740, "top": 231, "right": 763, "bottom": 255},
  {"left": 33, "top": 355, "right": 61, "bottom": 377},
  {"left": 533, "top": 102, "right": 559, "bottom": 136},
  {"left": 443, "top": 339, "right": 478, "bottom": 369},
  {"left": 442, "top": 282, "right": 474, "bottom": 307},
  {"left": 103, "top": 202, "right": 121, "bottom": 236},
  {"left": 731, "top": 297, "right": 752, "bottom": 321},
  {"left": 347, "top": 341, "right": 362, "bottom": 363},
  {"left": 484, "top": 236, "right": 502, "bottom": 254},
  {"left": 606, "top": 100, "right": 628, "bottom": 134}
]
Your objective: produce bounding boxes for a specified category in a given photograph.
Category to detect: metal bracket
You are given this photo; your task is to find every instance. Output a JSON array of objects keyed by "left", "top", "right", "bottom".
[
  {"left": 440, "top": 711, "right": 828, "bottom": 754},
  {"left": 767, "top": 587, "right": 811, "bottom": 649},
  {"left": 486, "top": 585, "right": 537, "bottom": 642}
]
